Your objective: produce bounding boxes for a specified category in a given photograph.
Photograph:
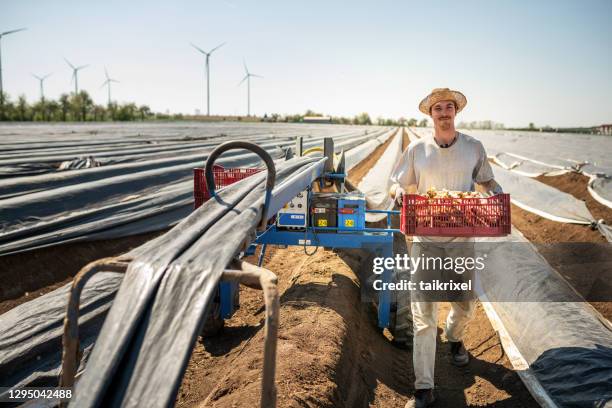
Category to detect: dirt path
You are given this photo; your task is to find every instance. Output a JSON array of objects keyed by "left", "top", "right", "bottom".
[
  {"left": 347, "top": 128, "right": 398, "bottom": 186},
  {"left": 177, "top": 244, "right": 538, "bottom": 407},
  {"left": 401, "top": 128, "right": 409, "bottom": 151}
]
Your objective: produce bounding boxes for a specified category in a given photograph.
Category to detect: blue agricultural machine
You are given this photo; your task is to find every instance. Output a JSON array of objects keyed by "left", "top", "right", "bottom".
[{"left": 193, "top": 137, "right": 400, "bottom": 335}]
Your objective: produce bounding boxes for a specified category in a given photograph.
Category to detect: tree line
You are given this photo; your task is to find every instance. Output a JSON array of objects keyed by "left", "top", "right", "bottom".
[
  {"left": 274, "top": 110, "right": 430, "bottom": 127},
  {"left": 457, "top": 120, "right": 505, "bottom": 130},
  {"left": 0, "top": 95, "right": 434, "bottom": 127},
  {"left": 0, "top": 92, "right": 154, "bottom": 122}
]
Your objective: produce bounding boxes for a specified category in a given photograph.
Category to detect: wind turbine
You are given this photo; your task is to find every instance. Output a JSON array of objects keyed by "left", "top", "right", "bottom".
[
  {"left": 64, "top": 58, "right": 88, "bottom": 94},
  {"left": 190, "top": 42, "right": 225, "bottom": 116},
  {"left": 0, "top": 28, "right": 27, "bottom": 102},
  {"left": 100, "top": 67, "right": 119, "bottom": 106},
  {"left": 238, "top": 59, "right": 262, "bottom": 117},
  {"left": 32, "top": 73, "right": 52, "bottom": 101}
]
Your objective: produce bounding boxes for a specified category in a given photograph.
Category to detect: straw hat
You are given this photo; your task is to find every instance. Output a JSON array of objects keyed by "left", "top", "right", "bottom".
[{"left": 418, "top": 88, "right": 467, "bottom": 115}]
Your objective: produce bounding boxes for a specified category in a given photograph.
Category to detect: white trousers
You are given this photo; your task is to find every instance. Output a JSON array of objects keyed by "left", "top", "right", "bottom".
[
  {"left": 409, "top": 240, "right": 475, "bottom": 389},
  {"left": 411, "top": 299, "right": 474, "bottom": 389}
]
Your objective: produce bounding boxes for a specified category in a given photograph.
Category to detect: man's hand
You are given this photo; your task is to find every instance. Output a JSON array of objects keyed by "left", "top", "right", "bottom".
[
  {"left": 479, "top": 179, "right": 503, "bottom": 196},
  {"left": 390, "top": 183, "right": 406, "bottom": 205}
]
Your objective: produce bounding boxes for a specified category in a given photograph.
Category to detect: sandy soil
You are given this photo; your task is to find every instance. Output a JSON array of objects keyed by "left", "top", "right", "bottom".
[
  {"left": 401, "top": 128, "right": 409, "bottom": 151},
  {"left": 176, "top": 245, "right": 537, "bottom": 407}
]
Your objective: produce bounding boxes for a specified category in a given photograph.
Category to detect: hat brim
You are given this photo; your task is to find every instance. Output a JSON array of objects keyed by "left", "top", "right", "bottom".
[{"left": 419, "top": 90, "right": 467, "bottom": 115}]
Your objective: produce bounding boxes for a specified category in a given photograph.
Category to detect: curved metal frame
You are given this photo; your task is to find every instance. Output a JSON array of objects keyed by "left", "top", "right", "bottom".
[
  {"left": 60, "top": 257, "right": 279, "bottom": 407},
  {"left": 59, "top": 141, "right": 280, "bottom": 406},
  {"left": 59, "top": 256, "right": 131, "bottom": 389},
  {"left": 204, "top": 141, "right": 276, "bottom": 228}
]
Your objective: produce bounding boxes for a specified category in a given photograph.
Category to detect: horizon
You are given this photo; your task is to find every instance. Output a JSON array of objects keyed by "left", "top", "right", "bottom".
[{"left": 2, "top": 0, "right": 611, "bottom": 127}]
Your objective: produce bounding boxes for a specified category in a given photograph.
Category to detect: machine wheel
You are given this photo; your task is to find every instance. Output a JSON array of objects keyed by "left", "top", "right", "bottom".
[
  {"left": 387, "top": 306, "right": 398, "bottom": 337},
  {"left": 391, "top": 305, "right": 414, "bottom": 349},
  {"left": 201, "top": 290, "right": 224, "bottom": 337}
]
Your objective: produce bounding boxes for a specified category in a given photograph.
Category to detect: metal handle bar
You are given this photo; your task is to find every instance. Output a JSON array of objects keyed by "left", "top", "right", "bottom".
[{"left": 204, "top": 141, "right": 276, "bottom": 227}]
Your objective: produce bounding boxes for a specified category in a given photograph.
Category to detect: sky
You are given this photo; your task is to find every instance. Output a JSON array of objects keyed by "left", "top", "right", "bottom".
[{"left": 1, "top": 0, "right": 611, "bottom": 127}]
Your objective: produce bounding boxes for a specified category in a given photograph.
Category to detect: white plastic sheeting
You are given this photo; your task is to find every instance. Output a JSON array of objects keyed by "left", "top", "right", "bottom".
[
  {"left": 490, "top": 152, "right": 569, "bottom": 177},
  {"left": 492, "top": 164, "right": 612, "bottom": 242},
  {"left": 475, "top": 229, "right": 612, "bottom": 407},
  {"left": 405, "top": 127, "right": 421, "bottom": 143},
  {"left": 589, "top": 177, "right": 612, "bottom": 208},
  {"left": 356, "top": 130, "right": 403, "bottom": 222},
  {"left": 344, "top": 129, "right": 395, "bottom": 171},
  {"left": 492, "top": 166, "right": 591, "bottom": 222},
  {"left": 411, "top": 128, "right": 612, "bottom": 209},
  {"left": 469, "top": 129, "right": 611, "bottom": 177}
]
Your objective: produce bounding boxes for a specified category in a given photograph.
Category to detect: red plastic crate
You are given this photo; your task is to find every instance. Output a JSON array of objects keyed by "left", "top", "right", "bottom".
[
  {"left": 400, "top": 193, "right": 511, "bottom": 237},
  {"left": 193, "top": 165, "right": 262, "bottom": 208}
]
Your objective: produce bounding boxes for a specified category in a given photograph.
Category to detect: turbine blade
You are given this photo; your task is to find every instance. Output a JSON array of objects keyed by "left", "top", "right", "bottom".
[
  {"left": 32, "top": 73, "right": 42, "bottom": 80},
  {"left": 77, "top": 65, "right": 89, "bottom": 70},
  {"left": 209, "top": 42, "right": 226, "bottom": 54},
  {"left": 43, "top": 73, "right": 52, "bottom": 80},
  {"left": 1, "top": 27, "right": 27, "bottom": 36},
  {"left": 190, "top": 42, "right": 208, "bottom": 55},
  {"left": 100, "top": 81, "right": 108, "bottom": 88},
  {"left": 251, "top": 74, "right": 263, "bottom": 78},
  {"left": 238, "top": 75, "right": 249, "bottom": 86},
  {"left": 243, "top": 59, "right": 249, "bottom": 74},
  {"left": 64, "top": 57, "right": 75, "bottom": 69},
  {"left": 104, "top": 67, "right": 109, "bottom": 80}
]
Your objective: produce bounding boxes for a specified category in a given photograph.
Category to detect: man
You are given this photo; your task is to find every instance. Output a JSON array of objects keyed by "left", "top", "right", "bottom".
[{"left": 390, "top": 88, "right": 502, "bottom": 408}]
